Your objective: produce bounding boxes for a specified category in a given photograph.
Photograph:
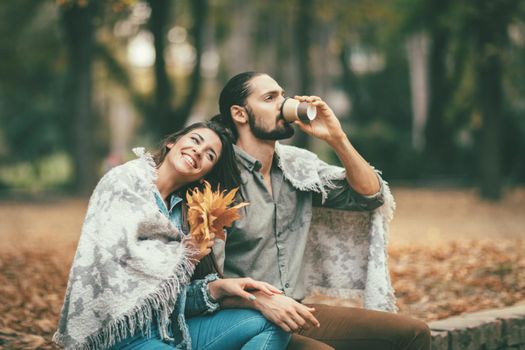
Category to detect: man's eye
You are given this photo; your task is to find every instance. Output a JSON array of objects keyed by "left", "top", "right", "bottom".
[{"left": 265, "top": 95, "right": 273, "bottom": 101}]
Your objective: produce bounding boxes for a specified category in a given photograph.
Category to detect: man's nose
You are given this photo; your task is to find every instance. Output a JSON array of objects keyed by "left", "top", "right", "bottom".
[{"left": 277, "top": 95, "right": 286, "bottom": 108}]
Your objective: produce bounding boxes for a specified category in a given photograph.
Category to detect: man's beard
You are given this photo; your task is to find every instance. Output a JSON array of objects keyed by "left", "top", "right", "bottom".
[{"left": 246, "top": 106, "right": 295, "bottom": 140}]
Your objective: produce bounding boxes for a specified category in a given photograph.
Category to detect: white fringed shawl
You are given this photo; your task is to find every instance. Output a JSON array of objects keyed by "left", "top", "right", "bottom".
[
  {"left": 53, "top": 148, "right": 195, "bottom": 350},
  {"left": 275, "top": 143, "right": 397, "bottom": 312}
]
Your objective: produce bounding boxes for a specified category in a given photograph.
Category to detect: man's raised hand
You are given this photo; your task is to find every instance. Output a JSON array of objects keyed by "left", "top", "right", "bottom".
[{"left": 292, "top": 95, "right": 346, "bottom": 146}]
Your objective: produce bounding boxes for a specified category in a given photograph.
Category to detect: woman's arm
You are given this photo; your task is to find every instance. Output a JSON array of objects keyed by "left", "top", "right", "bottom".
[
  {"left": 207, "top": 277, "right": 281, "bottom": 301},
  {"left": 184, "top": 276, "right": 282, "bottom": 317}
]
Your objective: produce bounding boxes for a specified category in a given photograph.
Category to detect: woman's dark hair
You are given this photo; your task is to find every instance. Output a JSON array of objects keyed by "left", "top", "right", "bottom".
[
  {"left": 212, "top": 71, "right": 263, "bottom": 142},
  {"left": 153, "top": 121, "right": 241, "bottom": 192}
]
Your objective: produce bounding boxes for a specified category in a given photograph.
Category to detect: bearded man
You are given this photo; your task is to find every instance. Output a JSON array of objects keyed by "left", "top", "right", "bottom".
[{"left": 212, "top": 72, "right": 431, "bottom": 350}]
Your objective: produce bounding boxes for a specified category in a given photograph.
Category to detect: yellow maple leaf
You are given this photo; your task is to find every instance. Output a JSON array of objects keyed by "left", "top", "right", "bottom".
[{"left": 186, "top": 181, "right": 248, "bottom": 251}]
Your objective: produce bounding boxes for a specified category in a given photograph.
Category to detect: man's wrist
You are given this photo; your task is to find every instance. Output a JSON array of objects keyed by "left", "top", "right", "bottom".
[
  {"left": 250, "top": 291, "right": 267, "bottom": 310},
  {"left": 326, "top": 132, "right": 349, "bottom": 148},
  {"left": 219, "top": 295, "right": 258, "bottom": 310}
]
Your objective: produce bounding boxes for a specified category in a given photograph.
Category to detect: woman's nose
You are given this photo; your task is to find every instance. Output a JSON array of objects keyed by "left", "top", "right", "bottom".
[{"left": 192, "top": 147, "right": 202, "bottom": 158}]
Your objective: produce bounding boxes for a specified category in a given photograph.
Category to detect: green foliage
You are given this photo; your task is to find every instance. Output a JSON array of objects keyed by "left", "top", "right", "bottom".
[
  {"left": 0, "top": 2, "right": 66, "bottom": 163},
  {"left": 347, "top": 121, "right": 425, "bottom": 181},
  {"left": 338, "top": 44, "right": 420, "bottom": 179},
  {"left": 1, "top": 0, "right": 524, "bottom": 192},
  {"left": 0, "top": 153, "right": 72, "bottom": 193}
]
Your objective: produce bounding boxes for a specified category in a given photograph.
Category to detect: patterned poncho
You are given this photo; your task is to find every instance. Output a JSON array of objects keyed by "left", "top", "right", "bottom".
[
  {"left": 275, "top": 143, "right": 397, "bottom": 312},
  {"left": 53, "top": 149, "right": 195, "bottom": 350}
]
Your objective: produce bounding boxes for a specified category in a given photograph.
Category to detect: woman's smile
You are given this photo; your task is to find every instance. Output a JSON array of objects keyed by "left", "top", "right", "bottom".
[{"left": 181, "top": 152, "right": 198, "bottom": 169}]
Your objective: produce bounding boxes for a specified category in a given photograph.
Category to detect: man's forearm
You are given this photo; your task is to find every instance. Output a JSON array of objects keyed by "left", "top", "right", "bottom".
[{"left": 328, "top": 135, "right": 380, "bottom": 196}]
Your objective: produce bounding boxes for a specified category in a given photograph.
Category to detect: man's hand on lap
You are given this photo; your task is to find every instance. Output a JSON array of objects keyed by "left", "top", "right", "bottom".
[{"left": 252, "top": 292, "right": 320, "bottom": 333}]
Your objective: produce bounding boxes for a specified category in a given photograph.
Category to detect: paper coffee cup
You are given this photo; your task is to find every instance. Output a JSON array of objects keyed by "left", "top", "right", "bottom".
[{"left": 280, "top": 98, "right": 317, "bottom": 123}]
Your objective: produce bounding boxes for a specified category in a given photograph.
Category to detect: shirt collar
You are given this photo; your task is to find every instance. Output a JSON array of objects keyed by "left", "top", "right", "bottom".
[
  {"left": 169, "top": 194, "right": 183, "bottom": 211},
  {"left": 234, "top": 145, "right": 263, "bottom": 172},
  {"left": 154, "top": 191, "right": 183, "bottom": 214}
]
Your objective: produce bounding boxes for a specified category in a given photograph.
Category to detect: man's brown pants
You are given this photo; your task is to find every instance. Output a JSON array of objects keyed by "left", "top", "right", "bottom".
[{"left": 287, "top": 304, "right": 431, "bottom": 350}]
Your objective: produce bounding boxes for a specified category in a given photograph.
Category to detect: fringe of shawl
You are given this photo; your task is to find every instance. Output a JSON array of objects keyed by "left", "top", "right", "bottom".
[
  {"left": 53, "top": 251, "right": 196, "bottom": 350},
  {"left": 275, "top": 143, "right": 346, "bottom": 203},
  {"left": 364, "top": 179, "right": 397, "bottom": 312}
]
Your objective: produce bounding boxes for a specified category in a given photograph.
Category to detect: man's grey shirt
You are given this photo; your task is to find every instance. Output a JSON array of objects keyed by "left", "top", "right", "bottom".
[{"left": 223, "top": 146, "right": 384, "bottom": 300}]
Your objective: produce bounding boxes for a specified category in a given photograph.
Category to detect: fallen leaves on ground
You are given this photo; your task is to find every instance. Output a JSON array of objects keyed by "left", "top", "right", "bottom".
[
  {"left": 389, "top": 239, "right": 525, "bottom": 321},
  {"left": 1, "top": 239, "right": 523, "bottom": 349},
  {"left": 0, "top": 248, "right": 73, "bottom": 349}
]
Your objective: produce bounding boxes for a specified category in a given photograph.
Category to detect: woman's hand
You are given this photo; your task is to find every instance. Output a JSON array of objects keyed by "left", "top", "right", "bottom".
[
  {"left": 207, "top": 278, "right": 282, "bottom": 301},
  {"left": 183, "top": 232, "right": 215, "bottom": 262}
]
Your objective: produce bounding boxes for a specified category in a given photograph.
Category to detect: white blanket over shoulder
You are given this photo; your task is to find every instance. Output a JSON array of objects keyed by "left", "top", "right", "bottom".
[
  {"left": 53, "top": 149, "right": 194, "bottom": 350},
  {"left": 275, "top": 143, "right": 397, "bottom": 312}
]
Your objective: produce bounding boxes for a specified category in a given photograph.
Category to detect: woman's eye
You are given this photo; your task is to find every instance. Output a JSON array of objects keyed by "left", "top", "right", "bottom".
[
  {"left": 265, "top": 95, "right": 273, "bottom": 101},
  {"left": 208, "top": 153, "right": 215, "bottom": 161},
  {"left": 191, "top": 136, "right": 199, "bottom": 144}
]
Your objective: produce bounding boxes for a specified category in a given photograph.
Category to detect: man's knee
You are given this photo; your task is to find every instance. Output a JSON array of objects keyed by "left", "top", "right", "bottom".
[
  {"left": 412, "top": 319, "right": 431, "bottom": 344},
  {"left": 405, "top": 317, "right": 430, "bottom": 337},
  {"left": 398, "top": 317, "right": 431, "bottom": 349}
]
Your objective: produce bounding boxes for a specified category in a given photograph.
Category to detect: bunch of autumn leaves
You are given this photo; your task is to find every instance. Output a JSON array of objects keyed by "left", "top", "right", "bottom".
[{"left": 186, "top": 181, "right": 248, "bottom": 252}]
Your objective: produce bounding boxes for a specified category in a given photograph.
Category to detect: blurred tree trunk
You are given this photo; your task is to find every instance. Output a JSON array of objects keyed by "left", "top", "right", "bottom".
[
  {"left": 173, "top": 0, "right": 207, "bottom": 127},
  {"left": 223, "top": 1, "right": 255, "bottom": 76},
  {"left": 294, "top": 0, "right": 312, "bottom": 149},
  {"left": 273, "top": 12, "right": 288, "bottom": 84},
  {"left": 471, "top": 0, "right": 515, "bottom": 200},
  {"left": 338, "top": 42, "right": 366, "bottom": 123},
  {"left": 476, "top": 50, "right": 503, "bottom": 200},
  {"left": 61, "top": 2, "right": 97, "bottom": 194},
  {"left": 425, "top": 0, "right": 455, "bottom": 173},
  {"left": 272, "top": 1, "right": 295, "bottom": 93},
  {"left": 148, "top": 0, "right": 173, "bottom": 135},
  {"left": 405, "top": 34, "right": 429, "bottom": 153},
  {"left": 148, "top": 0, "right": 207, "bottom": 136}
]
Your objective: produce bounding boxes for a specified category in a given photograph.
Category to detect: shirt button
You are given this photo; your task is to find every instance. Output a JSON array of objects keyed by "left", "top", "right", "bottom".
[{"left": 285, "top": 283, "right": 290, "bottom": 288}]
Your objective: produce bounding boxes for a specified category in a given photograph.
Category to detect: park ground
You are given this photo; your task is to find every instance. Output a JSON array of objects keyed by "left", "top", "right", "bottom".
[{"left": 0, "top": 187, "right": 524, "bottom": 349}]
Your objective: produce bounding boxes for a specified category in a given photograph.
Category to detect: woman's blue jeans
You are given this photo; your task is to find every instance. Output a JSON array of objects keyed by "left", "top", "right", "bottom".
[{"left": 111, "top": 309, "right": 290, "bottom": 350}]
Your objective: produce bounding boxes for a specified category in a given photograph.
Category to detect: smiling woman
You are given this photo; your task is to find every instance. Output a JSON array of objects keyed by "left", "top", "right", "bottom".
[
  {"left": 53, "top": 120, "right": 291, "bottom": 350},
  {"left": 153, "top": 122, "right": 241, "bottom": 194}
]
